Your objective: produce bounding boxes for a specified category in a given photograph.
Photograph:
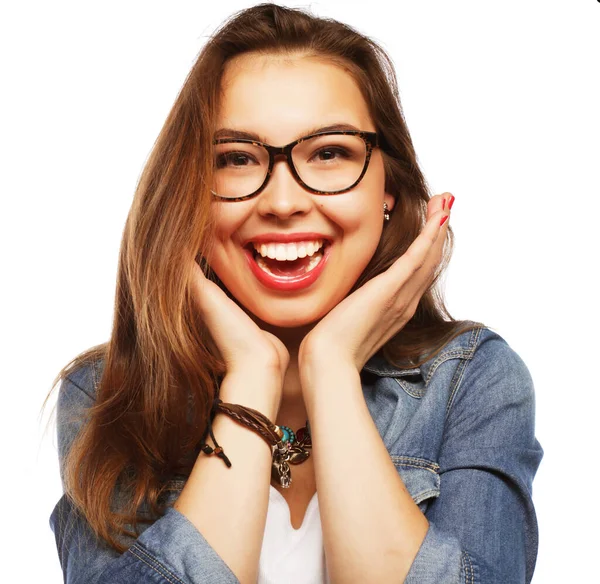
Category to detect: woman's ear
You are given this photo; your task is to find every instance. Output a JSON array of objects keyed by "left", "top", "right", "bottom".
[{"left": 383, "top": 192, "right": 396, "bottom": 213}]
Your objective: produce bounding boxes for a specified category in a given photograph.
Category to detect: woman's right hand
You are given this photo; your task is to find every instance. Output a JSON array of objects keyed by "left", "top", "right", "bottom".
[{"left": 190, "top": 259, "right": 290, "bottom": 382}]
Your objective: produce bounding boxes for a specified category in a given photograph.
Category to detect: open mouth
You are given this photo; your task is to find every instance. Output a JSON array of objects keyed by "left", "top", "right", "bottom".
[
  {"left": 242, "top": 239, "right": 332, "bottom": 290},
  {"left": 245, "top": 241, "right": 330, "bottom": 278}
]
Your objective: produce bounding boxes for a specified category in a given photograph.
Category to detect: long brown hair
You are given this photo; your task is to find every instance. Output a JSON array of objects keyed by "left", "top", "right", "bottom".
[{"left": 44, "top": 3, "right": 485, "bottom": 552}]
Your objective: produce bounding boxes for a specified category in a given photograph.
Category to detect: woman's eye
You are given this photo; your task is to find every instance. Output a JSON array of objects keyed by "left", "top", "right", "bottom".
[
  {"left": 310, "top": 147, "right": 350, "bottom": 163},
  {"left": 215, "top": 152, "right": 256, "bottom": 168}
]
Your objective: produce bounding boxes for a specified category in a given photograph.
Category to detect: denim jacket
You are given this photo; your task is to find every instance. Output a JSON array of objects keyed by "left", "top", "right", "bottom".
[{"left": 50, "top": 326, "right": 543, "bottom": 583}]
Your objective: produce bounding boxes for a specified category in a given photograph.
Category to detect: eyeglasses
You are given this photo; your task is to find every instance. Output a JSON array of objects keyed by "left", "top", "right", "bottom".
[{"left": 211, "top": 130, "right": 379, "bottom": 202}]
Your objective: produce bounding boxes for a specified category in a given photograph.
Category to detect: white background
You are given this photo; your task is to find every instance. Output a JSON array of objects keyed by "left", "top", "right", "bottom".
[{"left": 2, "top": 1, "right": 598, "bottom": 581}]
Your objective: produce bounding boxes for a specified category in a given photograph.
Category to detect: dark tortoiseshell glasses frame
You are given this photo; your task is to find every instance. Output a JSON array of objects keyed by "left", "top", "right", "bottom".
[{"left": 211, "top": 130, "right": 379, "bottom": 202}]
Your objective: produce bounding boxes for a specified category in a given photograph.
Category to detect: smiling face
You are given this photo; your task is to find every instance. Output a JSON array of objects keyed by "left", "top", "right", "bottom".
[{"left": 207, "top": 52, "right": 395, "bottom": 336}]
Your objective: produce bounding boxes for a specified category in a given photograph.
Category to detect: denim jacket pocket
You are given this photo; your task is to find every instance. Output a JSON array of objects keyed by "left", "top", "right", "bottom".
[{"left": 391, "top": 456, "right": 440, "bottom": 513}]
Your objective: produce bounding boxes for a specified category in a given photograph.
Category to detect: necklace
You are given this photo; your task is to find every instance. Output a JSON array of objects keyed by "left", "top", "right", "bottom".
[{"left": 271, "top": 419, "right": 312, "bottom": 487}]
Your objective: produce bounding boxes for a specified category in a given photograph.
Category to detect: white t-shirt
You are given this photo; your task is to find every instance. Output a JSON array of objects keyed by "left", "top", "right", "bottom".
[{"left": 258, "top": 485, "right": 330, "bottom": 583}]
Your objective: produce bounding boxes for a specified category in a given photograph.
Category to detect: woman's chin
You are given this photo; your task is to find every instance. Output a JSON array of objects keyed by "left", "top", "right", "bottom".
[
  {"left": 243, "top": 302, "right": 329, "bottom": 331},
  {"left": 253, "top": 310, "right": 324, "bottom": 329}
]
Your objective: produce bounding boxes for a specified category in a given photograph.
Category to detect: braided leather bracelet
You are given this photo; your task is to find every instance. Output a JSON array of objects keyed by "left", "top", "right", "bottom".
[{"left": 199, "top": 397, "right": 299, "bottom": 488}]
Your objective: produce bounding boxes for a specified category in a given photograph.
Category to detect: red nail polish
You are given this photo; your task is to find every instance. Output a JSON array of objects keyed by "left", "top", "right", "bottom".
[
  {"left": 440, "top": 215, "right": 448, "bottom": 227},
  {"left": 442, "top": 198, "right": 446, "bottom": 210},
  {"left": 448, "top": 196, "right": 455, "bottom": 210}
]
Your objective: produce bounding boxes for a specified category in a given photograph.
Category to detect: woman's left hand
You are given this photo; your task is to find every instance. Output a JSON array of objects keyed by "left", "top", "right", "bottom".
[{"left": 298, "top": 192, "right": 454, "bottom": 376}]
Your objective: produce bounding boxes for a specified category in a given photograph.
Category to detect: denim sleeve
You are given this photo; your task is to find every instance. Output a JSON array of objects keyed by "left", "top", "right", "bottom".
[
  {"left": 404, "top": 331, "right": 543, "bottom": 584},
  {"left": 49, "top": 371, "right": 240, "bottom": 584}
]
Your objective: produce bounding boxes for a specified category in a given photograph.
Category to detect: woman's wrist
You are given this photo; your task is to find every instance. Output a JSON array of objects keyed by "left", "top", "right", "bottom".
[{"left": 218, "top": 369, "right": 282, "bottom": 421}]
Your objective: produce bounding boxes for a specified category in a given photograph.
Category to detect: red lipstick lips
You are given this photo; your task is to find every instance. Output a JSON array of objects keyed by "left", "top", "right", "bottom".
[{"left": 243, "top": 232, "right": 333, "bottom": 245}]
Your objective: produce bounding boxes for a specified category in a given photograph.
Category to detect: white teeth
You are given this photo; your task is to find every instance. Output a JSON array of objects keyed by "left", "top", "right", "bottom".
[
  {"left": 255, "top": 250, "right": 323, "bottom": 276},
  {"left": 275, "top": 244, "right": 287, "bottom": 261},
  {"left": 251, "top": 239, "right": 324, "bottom": 260}
]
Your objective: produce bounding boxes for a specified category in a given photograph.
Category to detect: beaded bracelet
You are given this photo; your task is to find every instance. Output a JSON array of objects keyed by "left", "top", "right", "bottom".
[{"left": 199, "top": 397, "right": 298, "bottom": 487}]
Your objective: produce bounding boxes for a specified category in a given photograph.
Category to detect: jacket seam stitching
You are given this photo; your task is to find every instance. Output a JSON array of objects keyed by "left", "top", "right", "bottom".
[
  {"left": 444, "top": 358, "right": 470, "bottom": 418},
  {"left": 392, "top": 377, "right": 426, "bottom": 398},
  {"left": 65, "top": 375, "right": 95, "bottom": 402},
  {"left": 128, "top": 543, "right": 185, "bottom": 584},
  {"left": 390, "top": 456, "right": 440, "bottom": 473},
  {"left": 91, "top": 359, "right": 99, "bottom": 393},
  {"left": 393, "top": 462, "right": 439, "bottom": 475},
  {"left": 445, "top": 327, "right": 484, "bottom": 418},
  {"left": 424, "top": 348, "right": 474, "bottom": 386},
  {"left": 414, "top": 489, "right": 440, "bottom": 505},
  {"left": 424, "top": 326, "right": 484, "bottom": 384},
  {"left": 461, "top": 550, "right": 475, "bottom": 584}
]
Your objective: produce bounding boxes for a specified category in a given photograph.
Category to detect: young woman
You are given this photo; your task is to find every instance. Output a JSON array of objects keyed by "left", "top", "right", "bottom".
[{"left": 48, "top": 4, "right": 543, "bottom": 583}]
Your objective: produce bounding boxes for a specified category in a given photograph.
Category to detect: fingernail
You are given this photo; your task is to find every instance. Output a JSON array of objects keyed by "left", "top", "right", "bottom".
[
  {"left": 442, "top": 198, "right": 446, "bottom": 210},
  {"left": 440, "top": 215, "right": 448, "bottom": 227},
  {"left": 448, "top": 195, "right": 455, "bottom": 210}
]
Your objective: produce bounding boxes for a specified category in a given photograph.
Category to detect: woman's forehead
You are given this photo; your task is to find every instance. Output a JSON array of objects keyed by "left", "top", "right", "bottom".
[
  {"left": 220, "top": 52, "right": 361, "bottom": 96},
  {"left": 217, "top": 53, "right": 373, "bottom": 143}
]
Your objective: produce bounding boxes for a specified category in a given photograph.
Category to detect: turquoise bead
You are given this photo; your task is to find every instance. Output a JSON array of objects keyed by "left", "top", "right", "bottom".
[{"left": 280, "top": 425, "right": 296, "bottom": 444}]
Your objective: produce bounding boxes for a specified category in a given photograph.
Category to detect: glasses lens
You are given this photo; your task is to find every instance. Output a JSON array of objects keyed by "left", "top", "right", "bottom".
[
  {"left": 213, "top": 142, "right": 269, "bottom": 199},
  {"left": 293, "top": 134, "right": 367, "bottom": 193}
]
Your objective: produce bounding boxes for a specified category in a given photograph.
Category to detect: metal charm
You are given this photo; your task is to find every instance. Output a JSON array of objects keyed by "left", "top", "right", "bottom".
[
  {"left": 271, "top": 441, "right": 293, "bottom": 488},
  {"left": 271, "top": 421, "right": 313, "bottom": 488}
]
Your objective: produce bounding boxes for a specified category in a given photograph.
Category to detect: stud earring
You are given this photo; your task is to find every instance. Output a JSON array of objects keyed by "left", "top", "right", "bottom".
[{"left": 383, "top": 202, "right": 390, "bottom": 221}]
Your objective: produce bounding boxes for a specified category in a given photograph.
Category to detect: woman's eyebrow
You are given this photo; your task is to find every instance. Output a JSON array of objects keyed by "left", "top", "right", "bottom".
[{"left": 213, "top": 123, "right": 362, "bottom": 142}]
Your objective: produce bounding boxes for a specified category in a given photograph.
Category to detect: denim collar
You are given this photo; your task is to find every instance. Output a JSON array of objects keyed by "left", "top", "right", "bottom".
[
  {"left": 362, "top": 352, "right": 422, "bottom": 378},
  {"left": 362, "top": 326, "right": 484, "bottom": 381}
]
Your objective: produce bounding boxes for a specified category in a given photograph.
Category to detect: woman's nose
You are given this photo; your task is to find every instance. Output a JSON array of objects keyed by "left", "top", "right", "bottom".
[{"left": 255, "top": 154, "right": 313, "bottom": 219}]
